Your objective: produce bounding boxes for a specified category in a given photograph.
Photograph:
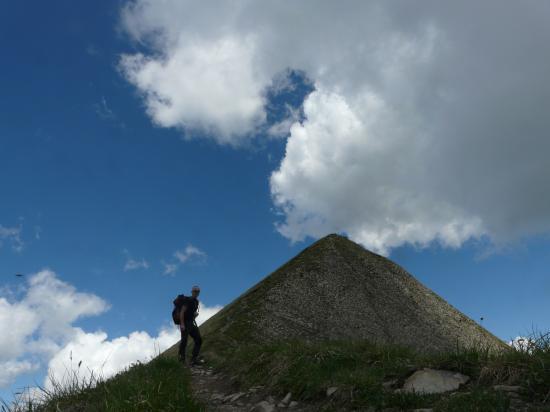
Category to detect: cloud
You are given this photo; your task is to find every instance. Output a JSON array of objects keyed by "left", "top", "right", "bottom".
[
  {"left": 122, "top": 250, "right": 150, "bottom": 271},
  {"left": 120, "top": 1, "right": 550, "bottom": 254},
  {"left": 119, "top": 29, "right": 268, "bottom": 144},
  {"left": 269, "top": 87, "right": 485, "bottom": 255},
  {"left": 44, "top": 327, "right": 179, "bottom": 390},
  {"left": 0, "top": 224, "right": 24, "bottom": 253},
  {"left": 162, "top": 261, "right": 178, "bottom": 276},
  {"left": 124, "top": 258, "right": 149, "bottom": 271},
  {"left": 266, "top": 104, "right": 301, "bottom": 139},
  {"left": 173, "top": 244, "right": 205, "bottom": 263},
  {"left": 508, "top": 336, "right": 536, "bottom": 353},
  {"left": 0, "top": 361, "right": 38, "bottom": 388},
  {"left": 0, "top": 270, "right": 109, "bottom": 387},
  {"left": 94, "top": 96, "right": 116, "bottom": 121},
  {"left": 161, "top": 244, "right": 206, "bottom": 275}
]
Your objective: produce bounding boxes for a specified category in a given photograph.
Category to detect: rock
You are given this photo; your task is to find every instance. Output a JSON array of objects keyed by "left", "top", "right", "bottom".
[
  {"left": 211, "top": 392, "right": 225, "bottom": 401},
  {"left": 266, "top": 395, "right": 275, "bottom": 403},
  {"left": 224, "top": 392, "right": 245, "bottom": 403},
  {"left": 250, "top": 400, "right": 276, "bottom": 412},
  {"left": 234, "top": 392, "right": 247, "bottom": 402},
  {"left": 288, "top": 401, "right": 299, "bottom": 408},
  {"left": 398, "top": 368, "right": 469, "bottom": 394},
  {"left": 326, "top": 386, "right": 338, "bottom": 396},
  {"left": 493, "top": 385, "right": 521, "bottom": 392},
  {"left": 281, "top": 392, "right": 292, "bottom": 404},
  {"left": 413, "top": 409, "right": 434, "bottom": 412},
  {"left": 249, "top": 385, "right": 265, "bottom": 393}
]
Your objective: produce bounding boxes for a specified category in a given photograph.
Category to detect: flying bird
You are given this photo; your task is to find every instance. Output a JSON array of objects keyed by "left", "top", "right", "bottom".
[{"left": 15, "top": 273, "right": 23, "bottom": 277}]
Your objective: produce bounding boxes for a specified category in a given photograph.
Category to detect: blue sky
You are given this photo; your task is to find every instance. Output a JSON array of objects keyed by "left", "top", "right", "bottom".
[{"left": 2, "top": 0, "right": 550, "bottom": 402}]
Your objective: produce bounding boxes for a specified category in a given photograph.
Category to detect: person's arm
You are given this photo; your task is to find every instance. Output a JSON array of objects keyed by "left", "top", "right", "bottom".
[{"left": 179, "top": 305, "right": 187, "bottom": 329}]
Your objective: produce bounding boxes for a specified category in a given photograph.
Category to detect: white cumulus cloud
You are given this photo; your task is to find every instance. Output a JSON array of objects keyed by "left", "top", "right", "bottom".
[
  {"left": 119, "top": 22, "right": 268, "bottom": 144},
  {"left": 45, "top": 327, "right": 179, "bottom": 390},
  {"left": 0, "top": 270, "right": 109, "bottom": 387},
  {"left": 120, "top": 1, "right": 550, "bottom": 254}
]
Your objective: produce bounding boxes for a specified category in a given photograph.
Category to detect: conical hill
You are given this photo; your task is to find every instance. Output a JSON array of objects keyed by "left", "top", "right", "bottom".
[{"left": 166, "top": 234, "right": 508, "bottom": 358}]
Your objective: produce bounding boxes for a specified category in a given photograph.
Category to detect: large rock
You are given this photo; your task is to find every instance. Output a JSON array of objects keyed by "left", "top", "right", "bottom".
[{"left": 399, "top": 368, "right": 470, "bottom": 394}]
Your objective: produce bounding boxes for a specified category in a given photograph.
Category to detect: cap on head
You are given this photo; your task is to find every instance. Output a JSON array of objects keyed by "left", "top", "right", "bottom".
[{"left": 191, "top": 285, "right": 200, "bottom": 292}]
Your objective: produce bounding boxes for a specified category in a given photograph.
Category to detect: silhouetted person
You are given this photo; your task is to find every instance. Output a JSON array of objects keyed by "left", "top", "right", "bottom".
[{"left": 178, "top": 285, "right": 202, "bottom": 365}]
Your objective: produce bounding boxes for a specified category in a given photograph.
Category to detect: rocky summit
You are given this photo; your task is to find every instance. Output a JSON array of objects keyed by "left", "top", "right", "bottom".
[{"left": 167, "top": 234, "right": 508, "bottom": 357}]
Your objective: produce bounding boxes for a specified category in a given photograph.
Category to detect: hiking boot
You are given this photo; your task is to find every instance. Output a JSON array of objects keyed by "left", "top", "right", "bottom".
[{"left": 190, "top": 357, "right": 204, "bottom": 366}]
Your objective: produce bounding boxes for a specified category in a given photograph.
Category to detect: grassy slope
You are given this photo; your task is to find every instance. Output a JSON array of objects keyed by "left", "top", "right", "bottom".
[
  {"left": 3, "top": 356, "right": 203, "bottom": 412},
  {"left": 6, "top": 333, "right": 549, "bottom": 411},
  {"left": 205, "top": 333, "right": 550, "bottom": 411}
]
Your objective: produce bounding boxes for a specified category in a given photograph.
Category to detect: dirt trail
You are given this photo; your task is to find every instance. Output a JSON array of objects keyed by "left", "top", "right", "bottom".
[{"left": 187, "top": 363, "right": 318, "bottom": 412}]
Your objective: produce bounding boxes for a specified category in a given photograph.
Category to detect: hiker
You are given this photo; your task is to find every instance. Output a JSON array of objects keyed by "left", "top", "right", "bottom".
[{"left": 175, "top": 285, "right": 203, "bottom": 365}]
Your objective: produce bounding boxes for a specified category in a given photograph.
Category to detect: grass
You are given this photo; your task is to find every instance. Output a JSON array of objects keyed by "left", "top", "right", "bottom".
[
  {"left": 4, "top": 330, "right": 550, "bottom": 411},
  {"left": 1, "top": 355, "right": 203, "bottom": 412},
  {"left": 203, "top": 330, "right": 550, "bottom": 411}
]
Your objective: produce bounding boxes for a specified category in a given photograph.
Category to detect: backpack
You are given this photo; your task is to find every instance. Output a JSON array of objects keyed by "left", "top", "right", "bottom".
[{"left": 172, "top": 294, "right": 188, "bottom": 325}]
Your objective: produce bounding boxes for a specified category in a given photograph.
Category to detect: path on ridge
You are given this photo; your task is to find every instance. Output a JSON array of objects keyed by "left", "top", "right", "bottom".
[{"left": 187, "top": 363, "right": 326, "bottom": 412}]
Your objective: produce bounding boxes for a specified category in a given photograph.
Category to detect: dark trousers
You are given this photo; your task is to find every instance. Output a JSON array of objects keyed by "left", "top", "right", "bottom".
[{"left": 179, "top": 320, "right": 202, "bottom": 361}]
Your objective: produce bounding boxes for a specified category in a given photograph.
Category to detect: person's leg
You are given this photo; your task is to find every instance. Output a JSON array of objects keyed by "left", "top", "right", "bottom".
[
  {"left": 179, "top": 325, "right": 189, "bottom": 361},
  {"left": 188, "top": 324, "right": 202, "bottom": 363}
]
